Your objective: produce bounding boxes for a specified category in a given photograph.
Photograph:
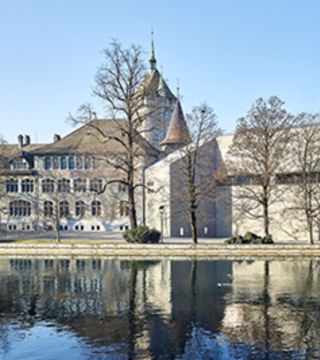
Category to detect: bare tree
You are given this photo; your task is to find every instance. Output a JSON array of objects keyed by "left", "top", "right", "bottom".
[
  {"left": 227, "top": 96, "right": 295, "bottom": 237},
  {"left": 287, "top": 113, "right": 320, "bottom": 244},
  {"left": 173, "top": 103, "right": 222, "bottom": 244},
  {"left": 69, "top": 41, "right": 159, "bottom": 229}
]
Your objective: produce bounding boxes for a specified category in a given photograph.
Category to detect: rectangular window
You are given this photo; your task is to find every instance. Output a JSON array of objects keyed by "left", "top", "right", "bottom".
[
  {"left": 21, "top": 179, "right": 34, "bottom": 193},
  {"left": 42, "top": 179, "right": 54, "bottom": 193},
  {"left": 57, "top": 179, "right": 70, "bottom": 193},
  {"left": 90, "top": 178, "right": 103, "bottom": 193},
  {"left": 118, "top": 181, "right": 127, "bottom": 192},
  {"left": 120, "top": 201, "right": 129, "bottom": 217},
  {"left": 6, "top": 179, "right": 18, "bottom": 193},
  {"left": 74, "top": 178, "right": 87, "bottom": 192}
]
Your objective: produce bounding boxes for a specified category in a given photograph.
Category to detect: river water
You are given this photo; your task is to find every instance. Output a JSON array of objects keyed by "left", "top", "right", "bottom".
[{"left": 0, "top": 258, "right": 318, "bottom": 359}]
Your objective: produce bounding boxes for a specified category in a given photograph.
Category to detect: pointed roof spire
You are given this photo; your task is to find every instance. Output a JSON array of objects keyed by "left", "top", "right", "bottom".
[
  {"left": 149, "top": 30, "right": 157, "bottom": 71},
  {"left": 176, "top": 78, "right": 180, "bottom": 100},
  {"left": 161, "top": 100, "right": 190, "bottom": 147}
]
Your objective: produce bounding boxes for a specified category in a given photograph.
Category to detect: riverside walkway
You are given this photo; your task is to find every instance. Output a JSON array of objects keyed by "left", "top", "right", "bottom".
[{"left": 0, "top": 231, "right": 319, "bottom": 258}]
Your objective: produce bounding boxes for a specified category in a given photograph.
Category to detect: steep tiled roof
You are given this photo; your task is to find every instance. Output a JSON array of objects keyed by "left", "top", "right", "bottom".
[
  {"left": 0, "top": 144, "right": 43, "bottom": 165},
  {"left": 138, "top": 69, "right": 176, "bottom": 100},
  {"left": 161, "top": 100, "right": 190, "bottom": 146},
  {"left": 30, "top": 119, "right": 159, "bottom": 157}
]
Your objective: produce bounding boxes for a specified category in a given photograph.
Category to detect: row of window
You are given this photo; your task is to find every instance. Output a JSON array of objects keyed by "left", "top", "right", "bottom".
[
  {"left": 6, "top": 179, "right": 34, "bottom": 193},
  {"left": 43, "top": 156, "right": 93, "bottom": 170},
  {"left": 44, "top": 200, "right": 102, "bottom": 217},
  {"left": 42, "top": 178, "right": 104, "bottom": 193},
  {"left": 6, "top": 224, "right": 129, "bottom": 232},
  {"left": 6, "top": 178, "right": 108, "bottom": 193},
  {"left": 8, "top": 200, "right": 129, "bottom": 218},
  {"left": 232, "top": 172, "right": 320, "bottom": 186}
]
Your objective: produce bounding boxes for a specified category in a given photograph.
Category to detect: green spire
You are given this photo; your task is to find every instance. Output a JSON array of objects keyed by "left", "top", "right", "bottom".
[{"left": 149, "top": 30, "right": 157, "bottom": 71}]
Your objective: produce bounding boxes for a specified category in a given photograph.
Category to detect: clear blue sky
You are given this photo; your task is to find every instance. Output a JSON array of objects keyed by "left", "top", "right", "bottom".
[{"left": 1, "top": 0, "right": 320, "bottom": 143}]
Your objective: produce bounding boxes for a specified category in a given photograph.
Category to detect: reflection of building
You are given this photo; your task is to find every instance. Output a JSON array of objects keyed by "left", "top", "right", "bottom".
[
  {"left": 1, "top": 257, "right": 319, "bottom": 358},
  {"left": 222, "top": 260, "right": 320, "bottom": 353}
]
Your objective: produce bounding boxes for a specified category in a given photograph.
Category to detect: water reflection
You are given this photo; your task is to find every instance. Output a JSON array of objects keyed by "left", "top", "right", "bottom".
[{"left": 0, "top": 258, "right": 319, "bottom": 359}]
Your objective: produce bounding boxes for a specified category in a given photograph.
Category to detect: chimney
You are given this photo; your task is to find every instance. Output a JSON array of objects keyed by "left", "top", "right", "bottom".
[
  {"left": 24, "top": 135, "right": 31, "bottom": 146},
  {"left": 53, "top": 134, "right": 61, "bottom": 142},
  {"left": 17, "top": 134, "right": 24, "bottom": 148}
]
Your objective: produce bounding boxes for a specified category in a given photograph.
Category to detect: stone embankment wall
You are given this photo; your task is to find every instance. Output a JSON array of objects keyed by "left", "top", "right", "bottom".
[{"left": 0, "top": 243, "right": 320, "bottom": 257}]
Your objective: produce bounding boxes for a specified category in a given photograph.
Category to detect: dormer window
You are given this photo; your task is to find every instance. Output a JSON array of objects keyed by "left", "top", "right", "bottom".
[
  {"left": 11, "top": 158, "right": 28, "bottom": 170},
  {"left": 84, "top": 157, "right": 92, "bottom": 170},
  {"left": 52, "top": 156, "right": 59, "bottom": 170},
  {"left": 68, "top": 156, "right": 75, "bottom": 170},
  {"left": 76, "top": 156, "right": 84, "bottom": 170},
  {"left": 60, "top": 156, "right": 67, "bottom": 170}
]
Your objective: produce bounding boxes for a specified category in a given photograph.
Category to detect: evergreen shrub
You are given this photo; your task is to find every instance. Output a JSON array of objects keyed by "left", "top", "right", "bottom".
[
  {"left": 123, "top": 226, "right": 161, "bottom": 244},
  {"left": 225, "top": 231, "right": 274, "bottom": 245}
]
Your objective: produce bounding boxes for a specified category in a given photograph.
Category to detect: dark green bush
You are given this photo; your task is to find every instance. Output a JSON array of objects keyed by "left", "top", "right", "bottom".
[
  {"left": 123, "top": 226, "right": 161, "bottom": 244},
  {"left": 225, "top": 232, "right": 274, "bottom": 245}
]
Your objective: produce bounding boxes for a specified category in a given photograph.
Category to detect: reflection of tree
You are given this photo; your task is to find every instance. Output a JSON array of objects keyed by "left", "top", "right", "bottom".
[
  {"left": 263, "top": 261, "right": 270, "bottom": 360},
  {"left": 128, "top": 265, "right": 137, "bottom": 360},
  {"left": 125, "top": 259, "right": 171, "bottom": 359},
  {"left": 0, "top": 322, "right": 11, "bottom": 357},
  {"left": 296, "top": 260, "right": 314, "bottom": 355}
]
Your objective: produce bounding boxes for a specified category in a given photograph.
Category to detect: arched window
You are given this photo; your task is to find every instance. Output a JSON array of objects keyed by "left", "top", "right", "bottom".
[
  {"left": 44, "top": 201, "right": 53, "bottom": 217},
  {"left": 21, "top": 179, "right": 34, "bottom": 193},
  {"left": 42, "top": 179, "right": 54, "bottom": 193},
  {"left": 60, "top": 156, "right": 67, "bottom": 170},
  {"left": 59, "top": 201, "right": 69, "bottom": 218},
  {"left": 75, "top": 201, "right": 86, "bottom": 217},
  {"left": 90, "top": 178, "right": 103, "bottom": 193},
  {"left": 57, "top": 179, "right": 70, "bottom": 193},
  {"left": 9, "top": 200, "right": 31, "bottom": 217},
  {"left": 74, "top": 178, "right": 86, "bottom": 192},
  {"left": 52, "top": 156, "right": 59, "bottom": 169},
  {"left": 76, "top": 156, "right": 84, "bottom": 170},
  {"left": 84, "top": 157, "right": 92, "bottom": 170},
  {"left": 6, "top": 179, "right": 18, "bottom": 193},
  {"left": 91, "top": 200, "right": 101, "bottom": 216},
  {"left": 68, "top": 156, "right": 75, "bottom": 170},
  {"left": 44, "top": 156, "right": 51, "bottom": 170}
]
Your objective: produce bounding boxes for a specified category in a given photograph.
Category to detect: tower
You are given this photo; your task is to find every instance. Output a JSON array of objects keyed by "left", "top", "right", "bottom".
[{"left": 139, "top": 33, "right": 176, "bottom": 150}]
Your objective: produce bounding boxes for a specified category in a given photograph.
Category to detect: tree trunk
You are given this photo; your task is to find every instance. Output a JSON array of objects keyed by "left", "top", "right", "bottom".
[
  {"left": 263, "top": 261, "right": 270, "bottom": 359},
  {"left": 55, "top": 204, "right": 61, "bottom": 243},
  {"left": 128, "top": 184, "right": 137, "bottom": 229},
  {"left": 307, "top": 217, "right": 314, "bottom": 245},
  {"left": 190, "top": 209, "right": 198, "bottom": 244},
  {"left": 262, "top": 186, "right": 269, "bottom": 237}
]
